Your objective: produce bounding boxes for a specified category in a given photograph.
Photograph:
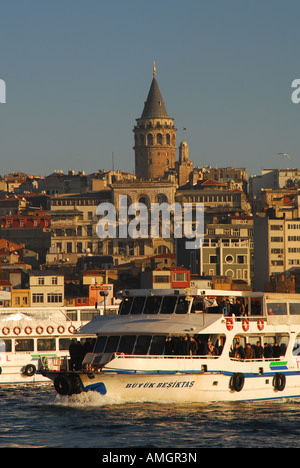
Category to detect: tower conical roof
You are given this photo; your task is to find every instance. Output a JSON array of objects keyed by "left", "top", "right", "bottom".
[{"left": 141, "top": 77, "right": 169, "bottom": 119}]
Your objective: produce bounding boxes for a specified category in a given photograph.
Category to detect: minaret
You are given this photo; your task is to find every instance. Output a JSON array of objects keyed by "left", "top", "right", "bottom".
[{"left": 133, "top": 62, "right": 177, "bottom": 180}]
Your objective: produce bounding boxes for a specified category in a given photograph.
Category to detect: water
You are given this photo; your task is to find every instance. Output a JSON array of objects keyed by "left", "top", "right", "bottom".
[{"left": 1, "top": 384, "right": 300, "bottom": 448}]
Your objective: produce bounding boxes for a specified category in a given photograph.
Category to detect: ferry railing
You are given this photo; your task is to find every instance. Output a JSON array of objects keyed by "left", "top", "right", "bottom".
[
  {"left": 114, "top": 353, "right": 219, "bottom": 360},
  {"left": 230, "top": 357, "right": 283, "bottom": 362}
]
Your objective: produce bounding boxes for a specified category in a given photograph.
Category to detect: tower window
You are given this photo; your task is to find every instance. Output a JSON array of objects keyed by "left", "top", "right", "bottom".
[{"left": 147, "top": 134, "right": 153, "bottom": 145}]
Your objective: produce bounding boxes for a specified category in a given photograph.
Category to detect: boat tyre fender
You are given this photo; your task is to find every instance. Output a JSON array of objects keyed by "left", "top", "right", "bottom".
[
  {"left": 54, "top": 374, "right": 82, "bottom": 396},
  {"left": 23, "top": 364, "right": 36, "bottom": 377},
  {"left": 229, "top": 372, "right": 245, "bottom": 392},
  {"left": 273, "top": 373, "right": 286, "bottom": 391}
]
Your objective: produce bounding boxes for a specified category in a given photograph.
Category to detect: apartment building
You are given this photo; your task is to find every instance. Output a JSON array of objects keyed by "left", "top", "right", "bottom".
[
  {"left": 254, "top": 213, "right": 300, "bottom": 290},
  {"left": 27, "top": 271, "right": 64, "bottom": 306},
  {"left": 46, "top": 190, "right": 112, "bottom": 265},
  {"left": 176, "top": 216, "right": 253, "bottom": 284}
]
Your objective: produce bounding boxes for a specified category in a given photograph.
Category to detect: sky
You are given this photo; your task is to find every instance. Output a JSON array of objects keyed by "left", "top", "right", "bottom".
[{"left": 1, "top": 0, "right": 300, "bottom": 178}]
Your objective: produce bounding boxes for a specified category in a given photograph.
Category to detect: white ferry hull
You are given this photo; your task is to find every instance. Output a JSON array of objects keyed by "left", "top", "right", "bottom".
[{"left": 78, "top": 371, "right": 300, "bottom": 402}]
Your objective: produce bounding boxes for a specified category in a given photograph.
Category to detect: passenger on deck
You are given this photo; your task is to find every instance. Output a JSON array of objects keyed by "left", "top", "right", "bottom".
[
  {"left": 69, "top": 339, "right": 85, "bottom": 371},
  {"left": 245, "top": 343, "right": 254, "bottom": 360},
  {"left": 189, "top": 336, "right": 198, "bottom": 356},
  {"left": 254, "top": 341, "right": 264, "bottom": 359},
  {"left": 197, "top": 337, "right": 209, "bottom": 356},
  {"left": 235, "top": 298, "right": 245, "bottom": 318},
  {"left": 233, "top": 341, "right": 245, "bottom": 360},
  {"left": 263, "top": 343, "right": 273, "bottom": 358},
  {"left": 165, "top": 337, "right": 176, "bottom": 355},
  {"left": 272, "top": 341, "right": 282, "bottom": 358}
]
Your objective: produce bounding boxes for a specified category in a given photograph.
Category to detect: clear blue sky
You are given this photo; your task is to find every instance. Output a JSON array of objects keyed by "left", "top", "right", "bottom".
[{"left": 1, "top": 0, "right": 300, "bottom": 178}]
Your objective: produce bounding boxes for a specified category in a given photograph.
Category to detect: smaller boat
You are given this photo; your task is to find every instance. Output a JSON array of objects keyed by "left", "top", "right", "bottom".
[{"left": 0, "top": 305, "right": 118, "bottom": 385}]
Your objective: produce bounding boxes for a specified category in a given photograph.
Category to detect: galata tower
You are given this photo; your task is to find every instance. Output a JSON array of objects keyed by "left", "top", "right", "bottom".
[{"left": 133, "top": 62, "right": 177, "bottom": 180}]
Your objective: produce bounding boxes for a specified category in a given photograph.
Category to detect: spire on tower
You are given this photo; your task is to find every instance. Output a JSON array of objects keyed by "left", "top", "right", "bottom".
[{"left": 153, "top": 60, "right": 156, "bottom": 77}]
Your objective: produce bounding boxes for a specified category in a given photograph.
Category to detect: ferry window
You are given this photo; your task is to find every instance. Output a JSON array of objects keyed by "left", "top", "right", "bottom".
[
  {"left": 160, "top": 296, "right": 177, "bottom": 314},
  {"left": 231, "top": 334, "right": 288, "bottom": 359},
  {"left": 105, "top": 336, "right": 120, "bottom": 353},
  {"left": 250, "top": 299, "right": 262, "bottom": 316},
  {"left": 143, "top": 296, "right": 162, "bottom": 314},
  {"left": 175, "top": 297, "right": 189, "bottom": 314},
  {"left": 59, "top": 338, "right": 73, "bottom": 350},
  {"left": 119, "top": 297, "right": 133, "bottom": 315},
  {"left": 94, "top": 336, "right": 107, "bottom": 353},
  {"left": 293, "top": 334, "right": 300, "bottom": 356},
  {"left": 131, "top": 297, "right": 145, "bottom": 314},
  {"left": 37, "top": 338, "right": 56, "bottom": 351},
  {"left": 66, "top": 310, "right": 77, "bottom": 321},
  {"left": 118, "top": 335, "right": 136, "bottom": 354},
  {"left": 267, "top": 303, "right": 287, "bottom": 315},
  {"left": 0, "top": 339, "right": 11, "bottom": 352},
  {"left": 191, "top": 297, "right": 204, "bottom": 313},
  {"left": 133, "top": 335, "right": 152, "bottom": 355},
  {"left": 15, "top": 339, "right": 34, "bottom": 352},
  {"left": 290, "top": 303, "right": 300, "bottom": 315},
  {"left": 81, "top": 310, "right": 99, "bottom": 321},
  {"left": 149, "top": 335, "right": 167, "bottom": 355}
]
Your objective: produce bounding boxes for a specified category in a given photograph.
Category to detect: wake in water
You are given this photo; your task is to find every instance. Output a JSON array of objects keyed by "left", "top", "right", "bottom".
[{"left": 52, "top": 390, "right": 176, "bottom": 408}]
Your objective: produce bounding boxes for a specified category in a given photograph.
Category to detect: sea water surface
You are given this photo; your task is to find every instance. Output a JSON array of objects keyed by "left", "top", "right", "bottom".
[{"left": 0, "top": 384, "right": 300, "bottom": 448}]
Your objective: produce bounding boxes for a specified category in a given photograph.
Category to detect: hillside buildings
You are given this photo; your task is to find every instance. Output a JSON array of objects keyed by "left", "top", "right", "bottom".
[{"left": 1, "top": 66, "right": 300, "bottom": 302}]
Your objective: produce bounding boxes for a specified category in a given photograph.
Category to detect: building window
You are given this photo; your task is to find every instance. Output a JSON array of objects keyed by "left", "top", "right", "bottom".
[
  {"left": 32, "top": 293, "right": 44, "bottom": 303},
  {"left": 38, "top": 277, "right": 44, "bottom": 285},
  {"left": 225, "top": 255, "right": 234, "bottom": 264},
  {"left": 154, "top": 275, "right": 169, "bottom": 283},
  {"left": 237, "top": 255, "right": 246, "bottom": 264},
  {"left": 47, "top": 293, "right": 63, "bottom": 303},
  {"left": 209, "top": 255, "right": 218, "bottom": 264},
  {"left": 52, "top": 277, "right": 58, "bottom": 285},
  {"left": 173, "top": 273, "right": 188, "bottom": 282}
]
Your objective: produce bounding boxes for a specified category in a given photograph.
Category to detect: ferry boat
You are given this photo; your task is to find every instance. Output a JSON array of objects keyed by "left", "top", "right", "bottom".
[
  {"left": 0, "top": 305, "right": 118, "bottom": 385},
  {"left": 40, "top": 288, "right": 300, "bottom": 402}
]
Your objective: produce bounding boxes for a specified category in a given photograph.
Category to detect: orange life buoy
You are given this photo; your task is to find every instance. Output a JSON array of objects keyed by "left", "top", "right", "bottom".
[
  {"left": 24, "top": 326, "right": 32, "bottom": 335},
  {"left": 2, "top": 327, "right": 10, "bottom": 335},
  {"left": 13, "top": 326, "right": 21, "bottom": 335},
  {"left": 242, "top": 318, "right": 249, "bottom": 332},
  {"left": 47, "top": 326, "right": 54, "bottom": 334},
  {"left": 226, "top": 317, "right": 234, "bottom": 331},
  {"left": 57, "top": 325, "right": 65, "bottom": 334},
  {"left": 257, "top": 318, "right": 264, "bottom": 331},
  {"left": 36, "top": 326, "right": 43, "bottom": 335},
  {"left": 68, "top": 325, "right": 76, "bottom": 334}
]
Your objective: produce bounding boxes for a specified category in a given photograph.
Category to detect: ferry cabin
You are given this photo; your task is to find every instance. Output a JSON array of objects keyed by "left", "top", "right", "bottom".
[{"left": 82, "top": 289, "right": 297, "bottom": 362}]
